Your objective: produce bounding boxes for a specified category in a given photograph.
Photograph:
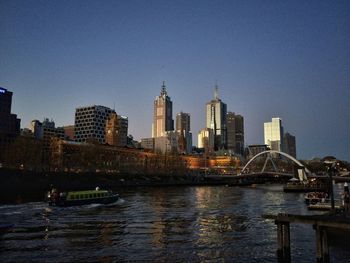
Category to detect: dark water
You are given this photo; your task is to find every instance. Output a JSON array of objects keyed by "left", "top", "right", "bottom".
[{"left": 1, "top": 185, "right": 349, "bottom": 262}]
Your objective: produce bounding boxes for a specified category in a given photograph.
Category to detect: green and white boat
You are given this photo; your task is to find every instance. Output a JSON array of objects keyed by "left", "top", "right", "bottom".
[{"left": 47, "top": 187, "right": 119, "bottom": 207}]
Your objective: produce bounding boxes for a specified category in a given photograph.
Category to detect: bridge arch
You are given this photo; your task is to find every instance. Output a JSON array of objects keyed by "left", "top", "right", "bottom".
[{"left": 240, "top": 150, "right": 310, "bottom": 176}]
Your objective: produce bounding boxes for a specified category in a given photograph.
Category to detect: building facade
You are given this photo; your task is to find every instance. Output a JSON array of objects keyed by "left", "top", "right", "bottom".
[
  {"left": 198, "top": 128, "right": 214, "bottom": 154},
  {"left": 264, "top": 117, "right": 284, "bottom": 152},
  {"left": 206, "top": 86, "right": 227, "bottom": 150},
  {"left": 0, "top": 87, "right": 21, "bottom": 163},
  {"left": 176, "top": 112, "right": 192, "bottom": 154},
  {"left": 154, "top": 131, "right": 179, "bottom": 154},
  {"left": 283, "top": 132, "right": 296, "bottom": 158},
  {"left": 152, "top": 82, "right": 174, "bottom": 138},
  {"left": 105, "top": 112, "right": 128, "bottom": 147},
  {"left": 234, "top": 114, "right": 244, "bottom": 156},
  {"left": 74, "top": 105, "right": 114, "bottom": 144}
]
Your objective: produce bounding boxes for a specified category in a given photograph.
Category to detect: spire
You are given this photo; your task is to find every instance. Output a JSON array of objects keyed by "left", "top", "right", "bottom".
[
  {"left": 161, "top": 81, "right": 167, "bottom": 96},
  {"left": 214, "top": 84, "right": 219, "bottom": 100}
]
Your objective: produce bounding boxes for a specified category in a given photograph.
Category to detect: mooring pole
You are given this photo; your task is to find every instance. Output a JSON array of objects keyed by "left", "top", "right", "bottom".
[
  {"left": 276, "top": 221, "right": 291, "bottom": 263},
  {"left": 315, "top": 225, "right": 329, "bottom": 263}
]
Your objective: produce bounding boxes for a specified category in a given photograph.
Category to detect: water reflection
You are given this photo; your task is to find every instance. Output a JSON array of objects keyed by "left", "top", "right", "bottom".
[{"left": 1, "top": 185, "right": 350, "bottom": 262}]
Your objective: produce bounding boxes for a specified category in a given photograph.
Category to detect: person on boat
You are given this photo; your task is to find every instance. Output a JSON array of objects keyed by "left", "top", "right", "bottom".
[{"left": 51, "top": 188, "right": 60, "bottom": 203}]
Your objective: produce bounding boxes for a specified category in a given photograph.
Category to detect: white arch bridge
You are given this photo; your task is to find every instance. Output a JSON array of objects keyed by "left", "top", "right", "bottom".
[{"left": 239, "top": 150, "right": 311, "bottom": 181}]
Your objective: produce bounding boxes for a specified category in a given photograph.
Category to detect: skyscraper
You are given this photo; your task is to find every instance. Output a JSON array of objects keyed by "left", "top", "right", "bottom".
[
  {"left": 283, "top": 132, "right": 296, "bottom": 158},
  {"left": 264, "top": 117, "right": 284, "bottom": 152},
  {"left": 74, "top": 105, "right": 114, "bottom": 143},
  {"left": 176, "top": 112, "right": 192, "bottom": 154},
  {"left": 234, "top": 114, "right": 244, "bottom": 156},
  {"left": 152, "top": 81, "right": 174, "bottom": 138},
  {"left": 227, "top": 112, "right": 236, "bottom": 151},
  {"left": 206, "top": 85, "right": 227, "bottom": 150},
  {"left": 227, "top": 112, "right": 245, "bottom": 155}
]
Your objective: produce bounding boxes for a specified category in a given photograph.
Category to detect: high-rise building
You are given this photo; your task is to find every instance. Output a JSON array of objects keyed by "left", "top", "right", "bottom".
[
  {"left": 152, "top": 82, "right": 174, "bottom": 138},
  {"left": 234, "top": 114, "right": 244, "bottom": 156},
  {"left": 74, "top": 105, "right": 114, "bottom": 143},
  {"left": 0, "top": 87, "right": 21, "bottom": 162},
  {"left": 227, "top": 112, "right": 236, "bottom": 151},
  {"left": 117, "top": 115, "right": 128, "bottom": 147},
  {"left": 206, "top": 85, "right": 227, "bottom": 150},
  {"left": 264, "top": 117, "right": 284, "bottom": 152},
  {"left": 227, "top": 112, "right": 245, "bottom": 155},
  {"left": 176, "top": 112, "right": 192, "bottom": 154},
  {"left": 198, "top": 128, "right": 214, "bottom": 154},
  {"left": 283, "top": 132, "right": 296, "bottom": 158}
]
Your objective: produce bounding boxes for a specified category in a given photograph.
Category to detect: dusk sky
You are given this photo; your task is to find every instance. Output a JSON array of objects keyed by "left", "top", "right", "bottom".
[{"left": 1, "top": 0, "right": 349, "bottom": 160}]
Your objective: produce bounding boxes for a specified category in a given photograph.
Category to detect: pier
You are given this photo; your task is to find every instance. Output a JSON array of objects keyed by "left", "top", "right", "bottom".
[{"left": 263, "top": 212, "right": 350, "bottom": 263}]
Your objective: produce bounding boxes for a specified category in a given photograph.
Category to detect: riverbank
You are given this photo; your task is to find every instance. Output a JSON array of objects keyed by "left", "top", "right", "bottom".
[{"left": 0, "top": 168, "right": 209, "bottom": 203}]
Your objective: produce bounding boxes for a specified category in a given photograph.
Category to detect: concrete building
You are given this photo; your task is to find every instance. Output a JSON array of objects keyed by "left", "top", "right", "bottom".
[
  {"left": 0, "top": 87, "right": 21, "bottom": 162},
  {"left": 283, "top": 132, "right": 296, "bottom": 158},
  {"left": 152, "top": 82, "right": 174, "bottom": 138},
  {"left": 63, "top": 125, "right": 75, "bottom": 141},
  {"left": 105, "top": 112, "right": 128, "bottom": 147},
  {"left": 154, "top": 131, "right": 179, "bottom": 154},
  {"left": 206, "top": 85, "right": 227, "bottom": 150},
  {"left": 198, "top": 128, "right": 214, "bottom": 154},
  {"left": 74, "top": 105, "right": 114, "bottom": 144},
  {"left": 176, "top": 112, "right": 192, "bottom": 154},
  {"left": 264, "top": 117, "right": 284, "bottom": 152},
  {"left": 117, "top": 115, "right": 128, "bottom": 146}
]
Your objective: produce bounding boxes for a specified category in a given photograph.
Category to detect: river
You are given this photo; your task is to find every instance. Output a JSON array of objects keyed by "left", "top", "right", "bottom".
[{"left": 1, "top": 184, "right": 349, "bottom": 262}]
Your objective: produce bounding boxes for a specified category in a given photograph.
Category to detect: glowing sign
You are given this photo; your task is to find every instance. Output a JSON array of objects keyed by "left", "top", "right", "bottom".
[{"left": 0, "top": 88, "right": 5, "bottom": 94}]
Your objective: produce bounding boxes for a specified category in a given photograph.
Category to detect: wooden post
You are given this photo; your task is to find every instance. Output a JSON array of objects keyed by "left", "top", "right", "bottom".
[
  {"left": 315, "top": 225, "right": 329, "bottom": 263},
  {"left": 276, "top": 221, "right": 291, "bottom": 263},
  {"left": 282, "top": 222, "right": 291, "bottom": 263}
]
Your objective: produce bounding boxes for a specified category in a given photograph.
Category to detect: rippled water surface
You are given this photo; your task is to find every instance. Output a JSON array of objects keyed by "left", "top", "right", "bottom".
[{"left": 1, "top": 185, "right": 349, "bottom": 262}]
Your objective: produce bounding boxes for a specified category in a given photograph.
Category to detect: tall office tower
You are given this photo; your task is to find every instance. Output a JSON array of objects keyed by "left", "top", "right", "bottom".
[
  {"left": 0, "top": 87, "right": 21, "bottom": 162},
  {"left": 283, "top": 132, "right": 296, "bottom": 158},
  {"left": 198, "top": 128, "right": 214, "bottom": 153},
  {"left": 74, "top": 105, "right": 114, "bottom": 143},
  {"left": 264, "top": 117, "right": 284, "bottom": 152},
  {"left": 152, "top": 81, "right": 174, "bottom": 138},
  {"left": 227, "top": 112, "right": 245, "bottom": 155},
  {"left": 176, "top": 112, "right": 192, "bottom": 154},
  {"left": 234, "top": 114, "right": 244, "bottom": 156},
  {"left": 226, "top": 112, "right": 236, "bottom": 151},
  {"left": 206, "top": 85, "right": 227, "bottom": 150}
]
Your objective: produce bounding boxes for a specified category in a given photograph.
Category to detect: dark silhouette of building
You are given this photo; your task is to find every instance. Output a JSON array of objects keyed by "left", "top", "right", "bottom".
[
  {"left": 206, "top": 85, "right": 227, "bottom": 150},
  {"left": 176, "top": 112, "right": 192, "bottom": 154},
  {"left": 0, "top": 87, "right": 21, "bottom": 163},
  {"left": 283, "top": 132, "right": 296, "bottom": 158},
  {"left": 227, "top": 112, "right": 244, "bottom": 155}
]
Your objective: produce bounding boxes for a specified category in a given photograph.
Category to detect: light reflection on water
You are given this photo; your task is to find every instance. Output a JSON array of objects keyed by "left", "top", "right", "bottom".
[{"left": 0, "top": 185, "right": 349, "bottom": 262}]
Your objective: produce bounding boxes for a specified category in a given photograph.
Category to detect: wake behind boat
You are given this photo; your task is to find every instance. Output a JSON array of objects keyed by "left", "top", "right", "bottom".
[{"left": 47, "top": 187, "right": 119, "bottom": 207}]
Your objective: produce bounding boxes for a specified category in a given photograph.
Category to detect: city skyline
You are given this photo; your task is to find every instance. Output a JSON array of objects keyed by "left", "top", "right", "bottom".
[{"left": 1, "top": 1, "right": 349, "bottom": 160}]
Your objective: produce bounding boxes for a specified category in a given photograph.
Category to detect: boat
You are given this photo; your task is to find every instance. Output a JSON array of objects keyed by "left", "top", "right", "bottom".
[
  {"left": 47, "top": 187, "right": 119, "bottom": 207},
  {"left": 304, "top": 192, "right": 328, "bottom": 204},
  {"left": 283, "top": 179, "right": 329, "bottom": 193},
  {"left": 308, "top": 201, "right": 343, "bottom": 211}
]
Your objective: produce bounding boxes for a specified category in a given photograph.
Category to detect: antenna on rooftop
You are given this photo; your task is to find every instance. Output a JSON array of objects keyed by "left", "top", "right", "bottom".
[{"left": 214, "top": 83, "right": 219, "bottom": 100}]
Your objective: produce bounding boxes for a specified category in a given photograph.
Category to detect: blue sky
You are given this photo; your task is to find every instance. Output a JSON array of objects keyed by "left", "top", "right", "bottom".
[{"left": 1, "top": 0, "right": 349, "bottom": 160}]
